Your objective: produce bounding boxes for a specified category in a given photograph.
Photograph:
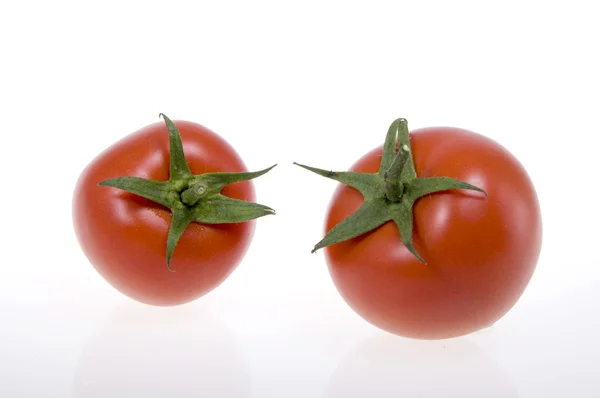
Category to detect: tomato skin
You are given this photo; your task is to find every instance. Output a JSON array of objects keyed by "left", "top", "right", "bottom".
[
  {"left": 73, "top": 120, "right": 256, "bottom": 306},
  {"left": 324, "top": 127, "right": 542, "bottom": 339}
]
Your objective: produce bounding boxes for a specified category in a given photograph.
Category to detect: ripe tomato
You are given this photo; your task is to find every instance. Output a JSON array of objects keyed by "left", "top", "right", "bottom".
[
  {"left": 73, "top": 116, "right": 274, "bottom": 306},
  {"left": 299, "top": 120, "right": 542, "bottom": 339}
]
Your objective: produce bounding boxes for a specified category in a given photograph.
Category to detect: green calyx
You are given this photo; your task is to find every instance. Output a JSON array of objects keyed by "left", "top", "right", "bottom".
[
  {"left": 99, "top": 114, "right": 276, "bottom": 271},
  {"left": 294, "top": 118, "right": 486, "bottom": 263}
]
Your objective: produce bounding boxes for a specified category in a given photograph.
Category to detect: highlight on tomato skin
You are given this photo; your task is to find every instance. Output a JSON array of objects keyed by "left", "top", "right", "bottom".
[
  {"left": 72, "top": 114, "right": 276, "bottom": 306},
  {"left": 296, "top": 118, "right": 542, "bottom": 339}
]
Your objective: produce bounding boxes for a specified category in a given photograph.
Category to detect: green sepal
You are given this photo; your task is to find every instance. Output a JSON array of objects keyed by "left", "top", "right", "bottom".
[
  {"left": 389, "top": 197, "right": 425, "bottom": 263},
  {"left": 98, "top": 177, "right": 171, "bottom": 208},
  {"left": 98, "top": 114, "right": 276, "bottom": 271},
  {"left": 311, "top": 198, "right": 390, "bottom": 253},
  {"left": 295, "top": 117, "right": 487, "bottom": 264},
  {"left": 166, "top": 208, "right": 194, "bottom": 271},
  {"left": 293, "top": 163, "right": 381, "bottom": 198},
  {"left": 408, "top": 177, "right": 487, "bottom": 199},
  {"left": 160, "top": 113, "right": 193, "bottom": 180},
  {"left": 194, "top": 194, "right": 275, "bottom": 224},
  {"left": 196, "top": 164, "right": 278, "bottom": 196}
]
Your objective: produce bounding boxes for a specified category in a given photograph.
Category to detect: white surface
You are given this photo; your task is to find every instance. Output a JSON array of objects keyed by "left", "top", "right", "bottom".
[{"left": 1, "top": 1, "right": 599, "bottom": 397}]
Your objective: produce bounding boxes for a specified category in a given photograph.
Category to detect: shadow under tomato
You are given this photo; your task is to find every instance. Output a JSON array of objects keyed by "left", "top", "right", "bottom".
[
  {"left": 71, "top": 301, "right": 251, "bottom": 398},
  {"left": 321, "top": 333, "right": 518, "bottom": 398}
]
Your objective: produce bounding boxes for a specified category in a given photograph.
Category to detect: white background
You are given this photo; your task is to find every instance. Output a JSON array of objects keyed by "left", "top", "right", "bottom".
[{"left": 1, "top": 1, "right": 598, "bottom": 397}]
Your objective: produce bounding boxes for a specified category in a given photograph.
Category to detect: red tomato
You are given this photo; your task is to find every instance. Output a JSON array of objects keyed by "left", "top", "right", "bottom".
[
  {"left": 322, "top": 126, "right": 542, "bottom": 339},
  {"left": 73, "top": 120, "right": 258, "bottom": 306}
]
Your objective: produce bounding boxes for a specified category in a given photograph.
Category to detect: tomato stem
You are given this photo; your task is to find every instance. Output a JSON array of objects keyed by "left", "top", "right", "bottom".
[
  {"left": 181, "top": 183, "right": 206, "bottom": 206},
  {"left": 383, "top": 144, "right": 411, "bottom": 202},
  {"left": 384, "top": 181, "right": 404, "bottom": 201}
]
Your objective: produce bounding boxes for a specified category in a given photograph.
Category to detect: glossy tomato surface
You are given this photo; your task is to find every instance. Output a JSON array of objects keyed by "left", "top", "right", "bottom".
[
  {"left": 73, "top": 121, "right": 256, "bottom": 306},
  {"left": 324, "top": 127, "right": 542, "bottom": 339}
]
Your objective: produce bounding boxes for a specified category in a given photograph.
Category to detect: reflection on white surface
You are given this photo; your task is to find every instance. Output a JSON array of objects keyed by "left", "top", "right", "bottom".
[
  {"left": 481, "top": 280, "right": 600, "bottom": 397},
  {"left": 321, "top": 333, "right": 518, "bottom": 398},
  {"left": 71, "top": 303, "right": 251, "bottom": 398}
]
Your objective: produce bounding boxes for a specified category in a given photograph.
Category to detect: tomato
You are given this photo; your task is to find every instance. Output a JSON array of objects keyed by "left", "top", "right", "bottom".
[
  {"left": 298, "top": 120, "right": 542, "bottom": 339},
  {"left": 73, "top": 115, "right": 275, "bottom": 306}
]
